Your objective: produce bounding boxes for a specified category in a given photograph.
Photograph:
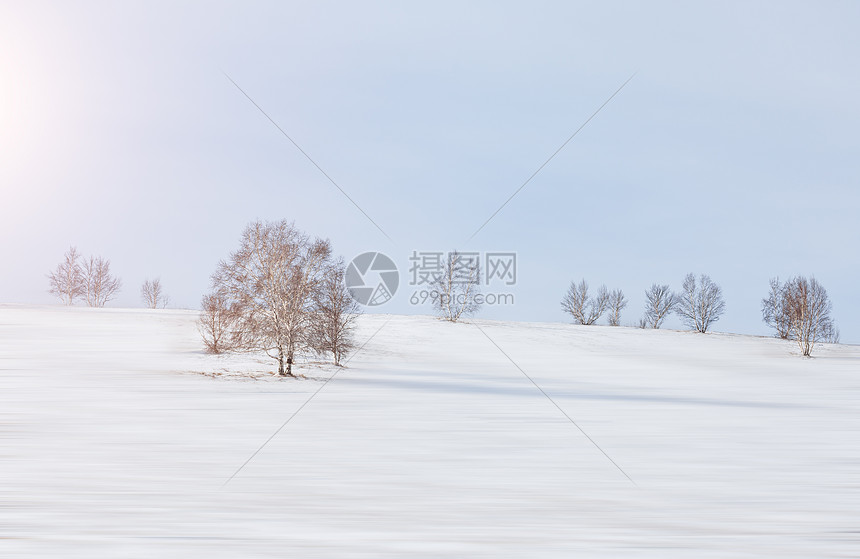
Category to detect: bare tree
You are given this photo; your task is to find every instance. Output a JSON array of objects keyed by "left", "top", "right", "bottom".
[
  {"left": 561, "top": 279, "right": 608, "bottom": 325},
  {"left": 431, "top": 251, "right": 482, "bottom": 322},
  {"left": 48, "top": 246, "right": 84, "bottom": 305},
  {"left": 675, "top": 273, "right": 725, "bottom": 333},
  {"left": 762, "top": 276, "right": 838, "bottom": 355},
  {"left": 198, "top": 291, "right": 239, "bottom": 354},
  {"left": 311, "top": 258, "right": 361, "bottom": 366},
  {"left": 761, "top": 277, "right": 792, "bottom": 339},
  {"left": 82, "top": 256, "right": 122, "bottom": 307},
  {"left": 783, "top": 276, "right": 835, "bottom": 357},
  {"left": 643, "top": 283, "right": 675, "bottom": 329},
  {"left": 211, "top": 220, "right": 332, "bottom": 376},
  {"left": 607, "top": 289, "right": 627, "bottom": 326},
  {"left": 561, "top": 279, "right": 588, "bottom": 324},
  {"left": 141, "top": 278, "right": 169, "bottom": 309}
]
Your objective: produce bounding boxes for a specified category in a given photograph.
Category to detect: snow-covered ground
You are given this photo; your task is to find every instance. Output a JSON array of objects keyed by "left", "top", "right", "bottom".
[{"left": 1, "top": 305, "right": 859, "bottom": 558}]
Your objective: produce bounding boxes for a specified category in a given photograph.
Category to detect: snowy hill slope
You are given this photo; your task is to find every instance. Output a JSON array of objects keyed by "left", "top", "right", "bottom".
[{"left": 1, "top": 305, "right": 859, "bottom": 558}]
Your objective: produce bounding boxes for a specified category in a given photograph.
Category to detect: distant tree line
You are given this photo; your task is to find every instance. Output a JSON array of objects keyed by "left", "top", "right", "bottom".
[
  {"left": 561, "top": 280, "right": 627, "bottom": 326},
  {"left": 559, "top": 277, "right": 710, "bottom": 331},
  {"left": 47, "top": 247, "right": 169, "bottom": 308},
  {"left": 561, "top": 272, "right": 838, "bottom": 357},
  {"left": 47, "top": 240, "right": 841, "bottom": 363}
]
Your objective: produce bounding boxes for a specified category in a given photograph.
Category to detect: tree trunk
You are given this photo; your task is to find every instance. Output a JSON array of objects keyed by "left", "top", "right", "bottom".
[{"left": 278, "top": 347, "right": 287, "bottom": 376}]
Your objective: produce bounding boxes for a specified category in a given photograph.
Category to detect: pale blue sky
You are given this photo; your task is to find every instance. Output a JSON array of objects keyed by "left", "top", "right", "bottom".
[{"left": 1, "top": 1, "right": 858, "bottom": 341}]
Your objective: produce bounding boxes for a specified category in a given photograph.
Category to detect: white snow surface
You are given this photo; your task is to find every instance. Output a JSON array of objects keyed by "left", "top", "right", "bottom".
[{"left": 1, "top": 305, "right": 859, "bottom": 558}]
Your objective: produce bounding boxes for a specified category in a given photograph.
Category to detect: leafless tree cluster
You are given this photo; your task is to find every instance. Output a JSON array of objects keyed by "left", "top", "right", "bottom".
[
  {"left": 199, "top": 220, "right": 360, "bottom": 376},
  {"left": 675, "top": 273, "right": 726, "bottom": 333},
  {"left": 552, "top": 272, "right": 840, "bottom": 356},
  {"left": 643, "top": 283, "right": 675, "bottom": 329},
  {"left": 48, "top": 247, "right": 121, "bottom": 307},
  {"left": 561, "top": 279, "right": 609, "bottom": 325},
  {"left": 432, "top": 251, "right": 482, "bottom": 322},
  {"left": 141, "top": 278, "right": 169, "bottom": 309},
  {"left": 762, "top": 276, "right": 838, "bottom": 356}
]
